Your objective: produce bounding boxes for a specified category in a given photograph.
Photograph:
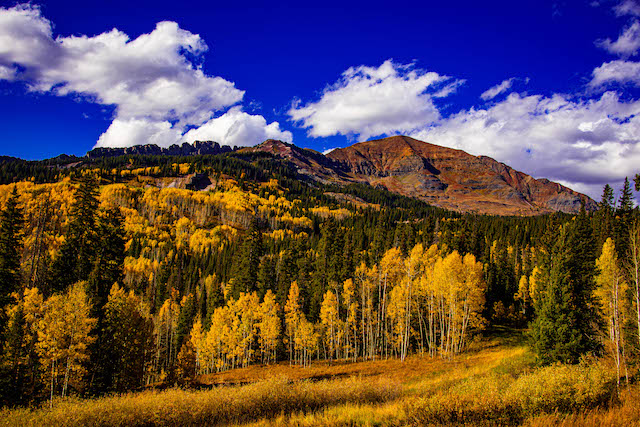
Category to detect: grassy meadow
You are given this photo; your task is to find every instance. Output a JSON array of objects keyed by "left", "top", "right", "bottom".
[{"left": 1, "top": 328, "right": 637, "bottom": 426}]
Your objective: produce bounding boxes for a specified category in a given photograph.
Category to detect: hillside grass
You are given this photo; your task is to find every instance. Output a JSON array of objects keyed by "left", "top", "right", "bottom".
[{"left": 2, "top": 328, "right": 636, "bottom": 426}]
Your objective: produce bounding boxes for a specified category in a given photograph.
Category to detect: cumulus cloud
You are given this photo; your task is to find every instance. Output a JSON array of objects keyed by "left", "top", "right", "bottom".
[
  {"left": 0, "top": 4, "right": 289, "bottom": 148},
  {"left": 180, "top": 107, "right": 292, "bottom": 148},
  {"left": 97, "top": 119, "right": 183, "bottom": 148},
  {"left": 596, "top": 20, "right": 640, "bottom": 57},
  {"left": 590, "top": 59, "right": 640, "bottom": 87},
  {"left": 411, "top": 91, "right": 640, "bottom": 199},
  {"left": 288, "top": 59, "right": 463, "bottom": 141},
  {"left": 615, "top": 0, "right": 640, "bottom": 17},
  {"left": 480, "top": 78, "right": 515, "bottom": 101}
]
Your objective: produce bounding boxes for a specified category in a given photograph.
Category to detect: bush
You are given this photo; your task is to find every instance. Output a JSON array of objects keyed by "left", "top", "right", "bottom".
[
  {"left": 0, "top": 376, "right": 400, "bottom": 426},
  {"left": 406, "top": 361, "right": 617, "bottom": 425}
]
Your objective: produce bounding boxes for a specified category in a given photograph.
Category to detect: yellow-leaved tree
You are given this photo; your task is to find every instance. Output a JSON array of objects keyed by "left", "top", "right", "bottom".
[
  {"left": 595, "top": 238, "right": 629, "bottom": 386},
  {"left": 320, "top": 290, "right": 341, "bottom": 361},
  {"left": 36, "top": 282, "right": 96, "bottom": 405},
  {"left": 342, "top": 278, "right": 358, "bottom": 362},
  {"left": 284, "top": 281, "right": 302, "bottom": 365},
  {"left": 258, "top": 289, "right": 280, "bottom": 364}
]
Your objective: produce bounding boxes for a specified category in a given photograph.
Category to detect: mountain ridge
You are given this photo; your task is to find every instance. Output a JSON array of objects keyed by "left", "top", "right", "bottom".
[
  {"left": 6, "top": 136, "right": 595, "bottom": 216},
  {"left": 250, "top": 136, "right": 595, "bottom": 215}
]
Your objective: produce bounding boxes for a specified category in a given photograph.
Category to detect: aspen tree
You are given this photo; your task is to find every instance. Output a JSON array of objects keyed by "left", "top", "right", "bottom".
[
  {"left": 378, "top": 248, "right": 403, "bottom": 358},
  {"left": 190, "top": 318, "right": 204, "bottom": 374},
  {"left": 628, "top": 223, "right": 640, "bottom": 348},
  {"left": 595, "top": 238, "right": 629, "bottom": 385},
  {"left": 258, "top": 290, "right": 280, "bottom": 364},
  {"left": 320, "top": 290, "right": 340, "bottom": 361},
  {"left": 342, "top": 278, "right": 358, "bottom": 361},
  {"left": 284, "top": 281, "right": 302, "bottom": 365},
  {"left": 36, "top": 282, "right": 96, "bottom": 405}
]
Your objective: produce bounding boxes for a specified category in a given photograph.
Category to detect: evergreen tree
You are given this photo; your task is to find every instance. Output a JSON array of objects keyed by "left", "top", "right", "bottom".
[
  {"left": 101, "top": 284, "right": 153, "bottom": 392},
  {"left": 49, "top": 177, "right": 100, "bottom": 294},
  {"left": 87, "top": 206, "right": 126, "bottom": 315},
  {"left": 230, "top": 217, "right": 263, "bottom": 298},
  {"left": 616, "top": 177, "right": 635, "bottom": 258},
  {"left": 531, "top": 208, "right": 601, "bottom": 364},
  {"left": 618, "top": 177, "right": 634, "bottom": 213},
  {"left": 600, "top": 184, "right": 615, "bottom": 211},
  {"left": 0, "top": 186, "right": 24, "bottom": 350}
]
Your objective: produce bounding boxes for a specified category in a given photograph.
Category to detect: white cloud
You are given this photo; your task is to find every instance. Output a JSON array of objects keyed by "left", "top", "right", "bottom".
[
  {"left": 596, "top": 20, "right": 640, "bottom": 57},
  {"left": 615, "top": 0, "right": 640, "bottom": 17},
  {"left": 0, "top": 4, "right": 289, "bottom": 148},
  {"left": 97, "top": 119, "right": 183, "bottom": 148},
  {"left": 181, "top": 107, "right": 292, "bottom": 147},
  {"left": 288, "top": 59, "right": 463, "bottom": 141},
  {"left": 590, "top": 59, "right": 640, "bottom": 87},
  {"left": 480, "top": 78, "right": 515, "bottom": 101},
  {"left": 411, "top": 91, "right": 640, "bottom": 199}
]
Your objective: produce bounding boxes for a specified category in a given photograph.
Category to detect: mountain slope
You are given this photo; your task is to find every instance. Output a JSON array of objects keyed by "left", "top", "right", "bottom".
[{"left": 325, "top": 135, "right": 595, "bottom": 215}]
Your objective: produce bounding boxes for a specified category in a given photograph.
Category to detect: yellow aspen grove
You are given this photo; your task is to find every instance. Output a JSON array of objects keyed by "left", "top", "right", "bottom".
[
  {"left": 36, "top": 282, "right": 96, "bottom": 405},
  {"left": 258, "top": 290, "right": 280, "bottom": 364},
  {"left": 528, "top": 266, "right": 542, "bottom": 306},
  {"left": 320, "top": 290, "right": 341, "bottom": 361},
  {"left": 203, "top": 305, "right": 234, "bottom": 373},
  {"left": 387, "top": 284, "right": 408, "bottom": 359},
  {"left": 595, "top": 238, "right": 629, "bottom": 386},
  {"left": 154, "top": 289, "right": 180, "bottom": 380},
  {"left": 378, "top": 248, "right": 403, "bottom": 358},
  {"left": 457, "top": 253, "right": 486, "bottom": 354},
  {"left": 414, "top": 244, "right": 439, "bottom": 356},
  {"left": 515, "top": 275, "right": 530, "bottom": 316},
  {"left": 296, "top": 318, "right": 317, "bottom": 367},
  {"left": 629, "top": 224, "right": 640, "bottom": 348},
  {"left": 433, "top": 251, "right": 483, "bottom": 358},
  {"left": 232, "top": 292, "right": 260, "bottom": 368},
  {"left": 189, "top": 319, "right": 204, "bottom": 374},
  {"left": 342, "top": 278, "right": 358, "bottom": 361},
  {"left": 284, "top": 281, "right": 302, "bottom": 365},
  {"left": 400, "top": 244, "right": 424, "bottom": 361},
  {"left": 355, "top": 262, "right": 376, "bottom": 360}
]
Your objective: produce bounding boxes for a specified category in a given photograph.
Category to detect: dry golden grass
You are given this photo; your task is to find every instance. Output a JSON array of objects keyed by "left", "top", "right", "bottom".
[
  {"left": 525, "top": 386, "right": 640, "bottom": 427},
  {"left": 0, "top": 376, "right": 399, "bottom": 427},
  {"left": 3, "top": 329, "right": 637, "bottom": 427}
]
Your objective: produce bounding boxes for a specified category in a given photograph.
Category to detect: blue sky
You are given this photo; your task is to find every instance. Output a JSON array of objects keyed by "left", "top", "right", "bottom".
[{"left": 1, "top": 0, "right": 639, "bottom": 198}]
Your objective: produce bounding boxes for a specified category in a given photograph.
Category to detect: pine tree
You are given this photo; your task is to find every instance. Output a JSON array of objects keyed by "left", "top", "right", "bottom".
[
  {"left": 600, "top": 184, "right": 615, "bottom": 212},
  {"left": 50, "top": 177, "right": 100, "bottom": 294},
  {"left": 531, "top": 208, "right": 601, "bottom": 364},
  {"left": 87, "top": 206, "right": 126, "bottom": 314},
  {"left": 0, "top": 186, "right": 24, "bottom": 350},
  {"left": 616, "top": 178, "right": 635, "bottom": 258},
  {"left": 230, "top": 217, "right": 263, "bottom": 298},
  {"left": 101, "top": 284, "right": 154, "bottom": 392},
  {"left": 618, "top": 177, "right": 634, "bottom": 213}
]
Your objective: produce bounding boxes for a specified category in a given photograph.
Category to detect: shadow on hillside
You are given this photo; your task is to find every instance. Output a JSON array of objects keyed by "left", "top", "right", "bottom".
[{"left": 468, "top": 325, "right": 529, "bottom": 353}]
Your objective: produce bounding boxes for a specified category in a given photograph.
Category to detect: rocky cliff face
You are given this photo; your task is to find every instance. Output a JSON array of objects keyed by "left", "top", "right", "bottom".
[
  {"left": 243, "top": 140, "right": 350, "bottom": 183},
  {"left": 86, "top": 141, "right": 232, "bottom": 159},
  {"left": 325, "top": 135, "right": 596, "bottom": 215}
]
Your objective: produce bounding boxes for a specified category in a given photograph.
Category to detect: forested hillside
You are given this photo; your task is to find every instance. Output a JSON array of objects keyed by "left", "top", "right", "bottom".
[{"left": 0, "top": 149, "right": 638, "bottom": 412}]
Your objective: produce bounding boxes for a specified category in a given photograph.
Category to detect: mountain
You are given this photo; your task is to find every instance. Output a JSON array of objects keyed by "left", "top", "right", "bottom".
[
  {"left": 246, "top": 136, "right": 595, "bottom": 215},
  {"left": 243, "top": 139, "right": 351, "bottom": 183},
  {"left": 324, "top": 136, "right": 596, "bottom": 215},
  {"left": 86, "top": 140, "right": 232, "bottom": 159}
]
